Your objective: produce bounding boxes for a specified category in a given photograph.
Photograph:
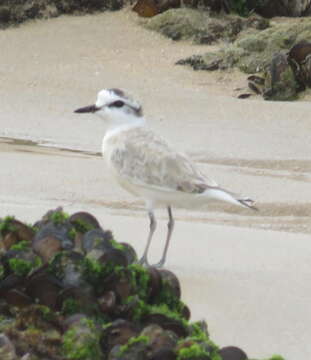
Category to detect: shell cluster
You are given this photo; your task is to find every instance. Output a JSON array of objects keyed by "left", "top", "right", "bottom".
[{"left": 0, "top": 208, "right": 281, "bottom": 360}]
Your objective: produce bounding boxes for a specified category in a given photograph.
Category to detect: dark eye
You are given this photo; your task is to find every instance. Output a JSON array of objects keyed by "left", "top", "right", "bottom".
[{"left": 110, "top": 100, "right": 124, "bottom": 108}]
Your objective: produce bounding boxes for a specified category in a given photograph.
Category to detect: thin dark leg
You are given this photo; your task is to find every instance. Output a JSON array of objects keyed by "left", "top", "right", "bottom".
[
  {"left": 153, "top": 206, "right": 174, "bottom": 268},
  {"left": 139, "top": 210, "right": 156, "bottom": 266}
]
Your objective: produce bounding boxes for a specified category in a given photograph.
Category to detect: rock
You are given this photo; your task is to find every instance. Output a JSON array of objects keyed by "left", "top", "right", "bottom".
[
  {"left": 219, "top": 346, "right": 248, "bottom": 360},
  {"left": 177, "top": 17, "right": 311, "bottom": 75},
  {"left": 248, "top": 0, "right": 311, "bottom": 17},
  {"left": 0, "top": 334, "right": 17, "bottom": 360},
  {"left": 142, "top": 8, "right": 261, "bottom": 44},
  {"left": 263, "top": 52, "right": 298, "bottom": 101},
  {"left": 0, "top": 0, "right": 124, "bottom": 28},
  {"left": 288, "top": 40, "right": 311, "bottom": 88}
]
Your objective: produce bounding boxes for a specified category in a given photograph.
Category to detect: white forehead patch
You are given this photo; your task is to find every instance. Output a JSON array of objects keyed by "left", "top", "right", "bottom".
[
  {"left": 95, "top": 88, "right": 141, "bottom": 111},
  {"left": 95, "top": 89, "right": 119, "bottom": 107}
]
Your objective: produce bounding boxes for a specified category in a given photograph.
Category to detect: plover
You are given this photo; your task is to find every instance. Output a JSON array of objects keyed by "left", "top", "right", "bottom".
[{"left": 75, "top": 88, "right": 256, "bottom": 267}]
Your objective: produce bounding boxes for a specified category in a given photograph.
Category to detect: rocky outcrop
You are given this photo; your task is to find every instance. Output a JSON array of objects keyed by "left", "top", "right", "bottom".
[
  {"left": 0, "top": 0, "right": 123, "bottom": 28},
  {"left": 175, "top": 13, "right": 311, "bottom": 100},
  {"left": 249, "top": 0, "right": 311, "bottom": 17},
  {"left": 141, "top": 8, "right": 269, "bottom": 44}
]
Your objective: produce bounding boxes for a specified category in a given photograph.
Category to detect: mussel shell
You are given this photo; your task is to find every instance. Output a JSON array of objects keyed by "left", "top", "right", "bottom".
[
  {"left": 3, "top": 289, "right": 33, "bottom": 307},
  {"left": 102, "top": 269, "right": 132, "bottom": 301},
  {"left": 62, "top": 313, "right": 88, "bottom": 332},
  {"left": 25, "top": 273, "right": 63, "bottom": 309},
  {"left": 181, "top": 305, "right": 191, "bottom": 321},
  {"left": 69, "top": 212, "right": 100, "bottom": 232},
  {"left": 100, "top": 319, "right": 138, "bottom": 354},
  {"left": 98, "top": 248, "right": 128, "bottom": 267},
  {"left": 2, "top": 232, "right": 19, "bottom": 250},
  {"left": 82, "top": 229, "right": 114, "bottom": 253},
  {"left": 34, "top": 222, "right": 74, "bottom": 251},
  {"left": 148, "top": 267, "right": 162, "bottom": 300},
  {"left": 98, "top": 291, "right": 117, "bottom": 314},
  {"left": 119, "top": 242, "right": 137, "bottom": 264},
  {"left": 55, "top": 251, "right": 86, "bottom": 288},
  {"left": 1, "top": 219, "right": 34, "bottom": 247},
  {"left": 0, "top": 274, "right": 24, "bottom": 294},
  {"left": 32, "top": 235, "right": 62, "bottom": 263},
  {"left": 218, "top": 346, "right": 248, "bottom": 360},
  {"left": 49, "top": 251, "right": 84, "bottom": 281},
  {"left": 150, "top": 348, "right": 177, "bottom": 360},
  {"left": 158, "top": 269, "right": 181, "bottom": 300},
  {"left": 143, "top": 313, "right": 188, "bottom": 338},
  {"left": 141, "top": 324, "right": 177, "bottom": 355},
  {"left": 56, "top": 286, "right": 96, "bottom": 314}
]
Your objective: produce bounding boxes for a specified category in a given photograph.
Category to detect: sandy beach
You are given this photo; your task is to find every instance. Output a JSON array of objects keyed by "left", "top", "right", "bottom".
[{"left": 0, "top": 8, "right": 311, "bottom": 359}]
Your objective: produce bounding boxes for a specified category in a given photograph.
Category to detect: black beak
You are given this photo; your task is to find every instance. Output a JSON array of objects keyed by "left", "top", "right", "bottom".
[{"left": 74, "top": 104, "right": 99, "bottom": 113}]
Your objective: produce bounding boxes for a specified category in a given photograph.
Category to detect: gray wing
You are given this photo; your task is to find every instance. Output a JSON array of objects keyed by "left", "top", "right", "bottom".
[{"left": 109, "top": 128, "right": 218, "bottom": 194}]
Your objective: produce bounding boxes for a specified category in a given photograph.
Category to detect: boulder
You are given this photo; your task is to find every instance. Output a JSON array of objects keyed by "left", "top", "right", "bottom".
[
  {"left": 142, "top": 8, "right": 268, "bottom": 44},
  {"left": 248, "top": 0, "right": 311, "bottom": 17},
  {"left": 263, "top": 52, "right": 299, "bottom": 101}
]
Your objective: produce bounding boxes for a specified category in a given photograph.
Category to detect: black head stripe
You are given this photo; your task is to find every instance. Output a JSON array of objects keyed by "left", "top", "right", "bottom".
[{"left": 109, "top": 88, "right": 125, "bottom": 97}]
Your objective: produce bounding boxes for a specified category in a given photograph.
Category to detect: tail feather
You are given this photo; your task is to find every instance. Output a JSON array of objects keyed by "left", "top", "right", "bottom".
[{"left": 204, "top": 186, "right": 258, "bottom": 211}]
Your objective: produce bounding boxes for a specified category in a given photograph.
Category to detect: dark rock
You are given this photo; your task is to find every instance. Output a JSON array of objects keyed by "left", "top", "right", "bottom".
[
  {"left": 219, "top": 346, "right": 248, "bottom": 360},
  {"left": 100, "top": 319, "right": 139, "bottom": 354},
  {"left": 248, "top": 0, "right": 311, "bottom": 18},
  {"left": 0, "top": 0, "right": 124, "bottom": 28},
  {"left": 248, "top": 81, "right": 262, "bottom": 94},
  {"left": 0, "top": 6, "right": 11, "bottom": 23},
  {"left": 263, "top": 52, "right": 299, "bottom": 101},
  {"left": 133, "top": 0, "right": 160, "bottom": 18},
  {"left": 141, "top": 324, "right": 177, "bottom": 357},
  {"left": 288, "top": 40, "right": 311, "bottom": 88}
]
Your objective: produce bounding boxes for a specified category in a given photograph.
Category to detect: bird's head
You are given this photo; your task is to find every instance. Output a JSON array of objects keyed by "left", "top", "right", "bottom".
[{"left": 74, "top": 88, "right": 143, "bottom": 126}]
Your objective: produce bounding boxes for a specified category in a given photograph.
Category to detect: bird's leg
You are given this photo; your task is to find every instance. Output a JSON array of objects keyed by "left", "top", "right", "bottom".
[
  {"left": 152, "top": 206, "right": 174, "bottom": 268},
  {"left": 138, "top": 210, "right": 157, "bottom": 266}
]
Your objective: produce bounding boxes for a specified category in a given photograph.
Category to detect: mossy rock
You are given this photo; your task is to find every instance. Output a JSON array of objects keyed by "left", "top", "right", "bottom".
[
  {"left": 142, "top": 8, "right": 267, "bottom": 44},
  {"left": 177, "top": 18, "right": 311, "bottom": 74},
  {"left": 0, "top": 0, "right": 123, "bottom": 28},
  {"left": 263, "top": 52, "right": 299, "bottom": 101}
]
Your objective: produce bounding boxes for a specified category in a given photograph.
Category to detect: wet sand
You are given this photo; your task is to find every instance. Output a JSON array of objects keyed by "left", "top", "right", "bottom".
[{"left": 0, "top": 9, "right": 311, "bottom": 359}]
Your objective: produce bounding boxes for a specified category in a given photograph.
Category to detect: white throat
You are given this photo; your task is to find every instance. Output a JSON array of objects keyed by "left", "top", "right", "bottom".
[{"left": 103, "top": 115, "right": 146, "bottom": 139}]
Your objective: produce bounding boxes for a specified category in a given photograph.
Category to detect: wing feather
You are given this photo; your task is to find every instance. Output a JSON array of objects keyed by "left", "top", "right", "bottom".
[{"left": 106, "top": 127, "right": 217, "bottom": 194}]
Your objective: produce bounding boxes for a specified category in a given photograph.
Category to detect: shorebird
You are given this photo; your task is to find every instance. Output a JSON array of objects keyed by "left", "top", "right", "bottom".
[{"left": 74, "top": 88, "right": 256, "bottom": 267}]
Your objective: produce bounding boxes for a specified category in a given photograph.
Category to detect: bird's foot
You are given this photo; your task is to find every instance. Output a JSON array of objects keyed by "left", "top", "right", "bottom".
[{"left": 148, "top": 258, "right": 165, "bottom": 268}]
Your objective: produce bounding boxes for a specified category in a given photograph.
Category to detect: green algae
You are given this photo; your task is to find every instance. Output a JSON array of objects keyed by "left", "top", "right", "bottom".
[
  {"left": 177, "top": 343, "right": 210, "bottom": 360},
  {"left": 62, "top": 298, "right": 81, "bottom": 316},
  {"left": 10, "top": 240, "right": 30, "bottom": 251},
  {"left": 0, "top": 216, "right": 15, "bottom": 235},
  {"left": 119, "top": 335, "right": 150, "bottom": 355},
  {"left": 48, "top": 209, "right": 69, "bottom": 225},
  {"left": 8, "top": 258, "right": 33, "bottom": 277},
  {"left": 70, "top": 218, "right": 96, "bottom": 234},
  {"left": 178, "top": 17, "right": 311, "bottom": 76},
  {"left": 62, "top": 318, "right": 101, "bottom": 360},
  {"left": 127, "top": 263, "right": 150, "bottom": 300}
]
